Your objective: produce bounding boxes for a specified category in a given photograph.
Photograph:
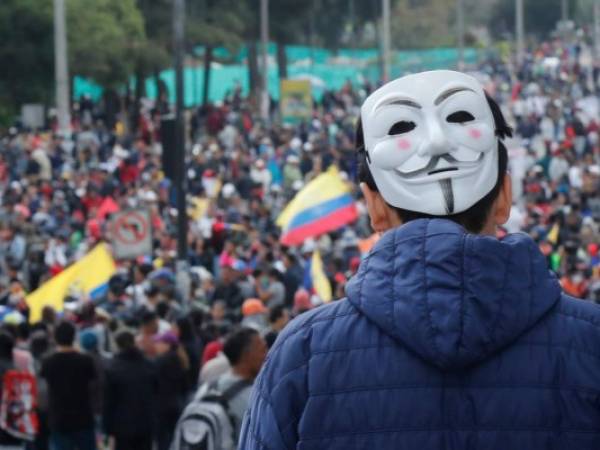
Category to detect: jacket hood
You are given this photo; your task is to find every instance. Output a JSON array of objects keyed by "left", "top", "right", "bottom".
[{"left": 346, "top": 219, "right": 561, "bottom": 370}]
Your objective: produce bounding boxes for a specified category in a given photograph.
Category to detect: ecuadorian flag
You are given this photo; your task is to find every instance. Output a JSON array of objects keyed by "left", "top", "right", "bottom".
[
  {"left": 304, "top": 250, "right": 332, "bottom": 303},
  {"left": 26, "top": 244, "right": 117, "bottom": 322},
  {"left": 277, "top": 166, "right": 357, "bottom": 246}
]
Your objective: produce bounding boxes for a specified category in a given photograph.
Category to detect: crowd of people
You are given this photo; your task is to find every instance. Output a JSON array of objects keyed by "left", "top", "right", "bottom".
[{"left": 0, "top": 34, "right": 597, "bottom": 449}]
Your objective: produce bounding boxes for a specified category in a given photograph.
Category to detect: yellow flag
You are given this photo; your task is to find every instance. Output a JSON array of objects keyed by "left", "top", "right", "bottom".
[
  {"left": 312, "top": 250, "right": 332, "bottom": 303},
  {"left": 547, "top": 223, "right": 560, "bottom": 245},
  {"left": 26, "top": 244, "right": 117, "bottom": 322}
]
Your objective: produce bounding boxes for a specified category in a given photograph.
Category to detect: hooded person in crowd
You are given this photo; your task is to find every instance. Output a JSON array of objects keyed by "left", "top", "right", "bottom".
[{"left": 239, "top": 70, "right": 600, "bottom": 449}]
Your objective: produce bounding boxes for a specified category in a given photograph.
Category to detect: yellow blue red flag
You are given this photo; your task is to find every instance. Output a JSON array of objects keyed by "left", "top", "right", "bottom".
[
  {"left": 26, "top": 244, "right": 117, "bottom": 322},
  {"left": 277, "top": 166, "right": 357, "bottom": 246}
]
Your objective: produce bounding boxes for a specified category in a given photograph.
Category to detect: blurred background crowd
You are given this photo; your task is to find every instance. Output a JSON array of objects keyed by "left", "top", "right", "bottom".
[{"left": 0, "top": 1, "right": 599, "bottom": 449}]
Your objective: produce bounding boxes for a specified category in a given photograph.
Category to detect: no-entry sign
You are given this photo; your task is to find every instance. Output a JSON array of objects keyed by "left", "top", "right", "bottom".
[{"left": 109, "top": 209, "right": 152, "bottom": 260}]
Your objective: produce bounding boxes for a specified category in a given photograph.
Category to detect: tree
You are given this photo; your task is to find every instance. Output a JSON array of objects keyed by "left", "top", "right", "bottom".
[
  {"left": 67, "top": 0, "right": 145, "bottom": 88},
  {"left": 270, "top": 0, "right": 312, "bottom": 79},
  {"left": 187, "top": 0, "right": 247, "bottom": 106},
  {"left": 67, "top": 0, "right": 145, "bottom": 129},
  {"left": 0, "top": 0, "right": 146, "bottom": 126},
  {"left": 489, "top": 0, "right": 578, "bottom": 39},
  {"left": 0, "top": 0, "right": 54, "bottom": 121}
]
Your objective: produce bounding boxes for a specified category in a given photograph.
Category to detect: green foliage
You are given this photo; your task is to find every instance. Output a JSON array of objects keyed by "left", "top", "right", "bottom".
[
  {"left": 489, "top": 0, "right": 578, "bottom": 39},
  {"left": 135, "top": 0, "right": 171, "bottom": 74},
  {"left": 187, "top": 0, "right": 247, "bottom": 54},
  {"left": 0, "top": 0, "right": 54, "bottom": 115},
  {"left": 391, "top": 0, "right": 456, "bottom": 48},
  {"left": 0, "top": 0, "right": 145, "bottom": 116},
  {"left": 67, "top": 0, "right": 145, "bottom": 87}
]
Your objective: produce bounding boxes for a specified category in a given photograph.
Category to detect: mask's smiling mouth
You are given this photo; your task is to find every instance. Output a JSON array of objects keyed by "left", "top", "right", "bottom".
[
  {"left": 394, "top": 152, "right": 484, "bottom": 179},
  {"left": 428, "top": 167, "right": 458, "bottom": 175}
]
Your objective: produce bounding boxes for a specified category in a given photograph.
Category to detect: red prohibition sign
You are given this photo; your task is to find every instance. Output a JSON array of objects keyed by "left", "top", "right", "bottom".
[{"left": 114, "top": 211, "right": 149, "bottom": 245}]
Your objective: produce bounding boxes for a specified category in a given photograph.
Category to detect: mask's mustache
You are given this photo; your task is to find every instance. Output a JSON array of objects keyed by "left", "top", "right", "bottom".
[{"left": 395, "top": 152, "right": 484, "bottom": 179}]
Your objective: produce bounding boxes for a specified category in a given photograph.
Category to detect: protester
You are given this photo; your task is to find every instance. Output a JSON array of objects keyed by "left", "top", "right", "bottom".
[
  {"left": 153, "top": 331, "right": 188, "bottom": 450},
  {"left": 78, "top": 329, "right": 105, "bottom": 431},
  {"left": 0, "top": 332, "right": 25, "bottom": 449},
  {"left": 240, "top": 298, "right": 268, "bottom": 332},
  {"left": 239, "top": 70, "right": 600, "bottom": 449},
  {"left": 41, "top": 321, "right": 97, "bottom": 450},
  {"left": 174, "top": 316, "right": 203, "bottom": 389},
  {"left": 103, "top": 330, "right": 157, "bottom": 450},
  {"left": 30, "top": 330, "right": 51, "bottom": 450},
  {"left": 135, "top": 311, "right": 159, "bottom": 358},
  {"left": 212, "top": 327, "right": 267, "bottom": 442},
  {"left": 264, "top": 304, "right": 289, "bottom": 348}
]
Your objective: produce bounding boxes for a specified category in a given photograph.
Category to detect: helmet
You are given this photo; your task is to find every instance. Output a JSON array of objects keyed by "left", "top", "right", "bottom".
[{"left": 360, "top": 70, "right": 503, "bottom": 215}]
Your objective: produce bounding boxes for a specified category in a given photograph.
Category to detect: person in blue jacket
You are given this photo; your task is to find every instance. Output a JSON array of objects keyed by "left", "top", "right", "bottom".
[{"left": 238, "top": 70, "right": 600, "bottom": 450}]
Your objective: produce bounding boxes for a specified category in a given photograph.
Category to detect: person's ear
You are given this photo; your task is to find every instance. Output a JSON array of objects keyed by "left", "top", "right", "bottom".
[
  {"left": 360, "top": 183, "right": 400, "bottom": 233},
  {"left": 493, "top": 173, "right": 512, "bottom": 226}
]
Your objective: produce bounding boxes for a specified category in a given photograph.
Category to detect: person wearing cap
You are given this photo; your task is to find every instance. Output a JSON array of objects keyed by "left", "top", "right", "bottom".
[
  {"left": 240, "top": 71, "right": 600, "bottom": 450},
  {"left": 283, "top": 154, "right": 302, "bottom": 191},
  {"left": 78, "top": 329, "right": 106, "bottom": 428},
  {"left": 240, "top": 298, "right": 268, "bottom": 332},
  {"left": 250, "top": 158, "right": 272, "bottom": 195}
]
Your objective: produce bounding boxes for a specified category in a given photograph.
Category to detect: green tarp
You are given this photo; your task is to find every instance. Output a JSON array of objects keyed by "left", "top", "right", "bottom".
[{"left": 74, "top": 45, "right": 481, "bottom": 106}]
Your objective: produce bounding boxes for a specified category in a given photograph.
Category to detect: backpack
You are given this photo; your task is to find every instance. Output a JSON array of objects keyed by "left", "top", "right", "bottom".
[
  {"left": 0, "top": 370, "right": 39, "bottom": 441},
  {"left": 171, "top": 378, "right": 252, "bottom": 450}
]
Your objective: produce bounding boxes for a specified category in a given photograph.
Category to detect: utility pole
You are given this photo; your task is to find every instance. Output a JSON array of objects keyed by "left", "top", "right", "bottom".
[
  {"left": 53, "top": 0, "right": 70, "bottom": 136},
  {"left": 260, "top": 0, "right": 270, "bottom": 123},
  {"left": 173, "top": 0, "right": 190, "bottom": 307},
  {"left": 457, "top": 0, "right": 465, "bottom": 70},
  {"left": 561, "top": 0, "right": 568, "bottom": 22},
  {"left": 382, "top": 0, "right": 391, "bottom": 82},
  {"left": 594, "top": 0, "right": 600, "bottom": 60},
  {"left": 516, "top": 0, "right": 525, "bottom": 66}
]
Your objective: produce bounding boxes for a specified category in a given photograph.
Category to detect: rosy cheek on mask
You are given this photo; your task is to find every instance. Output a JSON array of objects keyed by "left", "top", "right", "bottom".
[
  {"left": 397, "top": 138, "right": 412, "bottom": 150},
  {"left": 469, "top": 128, "right": 482, "bottom": 139}
]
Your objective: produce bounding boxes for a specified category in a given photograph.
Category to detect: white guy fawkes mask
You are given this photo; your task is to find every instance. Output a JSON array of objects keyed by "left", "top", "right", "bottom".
[{"left": 361, "top": 70, "right": 499, "bottom": 215}]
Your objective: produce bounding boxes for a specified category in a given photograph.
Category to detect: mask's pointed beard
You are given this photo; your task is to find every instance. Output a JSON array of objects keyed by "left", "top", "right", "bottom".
[{"left": 439, "top": 179, "right": 454, "bottom": 214}]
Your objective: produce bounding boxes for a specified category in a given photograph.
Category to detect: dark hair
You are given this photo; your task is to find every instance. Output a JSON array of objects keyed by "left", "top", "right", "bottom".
[
  {"left": 189, "top": 308, "right": 206, "bottom": 330},
  {"left": 155, "top": 301, "right": 170, "bottom": 319},
  {"left": 145, "top": 285, "right": 160, "bottom": 298},
  {"left": 0, "top": 332, "right": 14, "bottom": 360},
  {"left": 115, "top": 330, "right": 136, "bottom": 352},
  {"left": 176, "top": 316, "right": 196, "bottom": 342},
  {"left": 269, "top": 305, "right": 287, "bottom": 324},
  {"left": 140, "top": 310, "right": 158, "bottom": 325},
  {"left": 54, "top": 320, "right": 76, "bottom": 346},
  {"left": 30, "top": 331, "right": 50, "bottom": 360},
  {"left": 0, "top": 324, "right": 17, "bottom": 339},
  {"left": 356, "top": 93, "right": 512, "bottom": 233},
  {"left": 41, "top": 306, "right": 56, "bottom": 324},
  {"left": 222, "top": 327, "right": 258, "bottom": 366},
  {"left": 269, "top": 268, "right": 283, "bottom": 281}
]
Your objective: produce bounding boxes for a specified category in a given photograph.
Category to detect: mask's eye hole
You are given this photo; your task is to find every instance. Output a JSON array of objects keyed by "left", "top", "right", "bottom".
[
  {"left": 388, "top": 121, "right": 416, "bottom": 135},
  {"left": 446, "top": 111, "right": 475, "bottom": 124}
]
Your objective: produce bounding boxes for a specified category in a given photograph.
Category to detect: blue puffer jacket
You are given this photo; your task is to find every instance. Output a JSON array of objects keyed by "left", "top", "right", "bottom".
[{"left": 239, "top": 219, "right": 600, "bottom": 450}]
